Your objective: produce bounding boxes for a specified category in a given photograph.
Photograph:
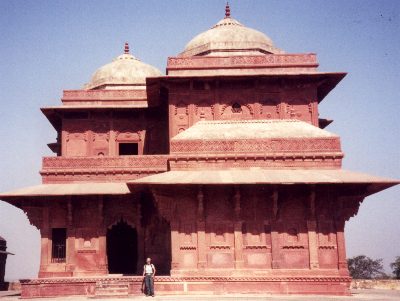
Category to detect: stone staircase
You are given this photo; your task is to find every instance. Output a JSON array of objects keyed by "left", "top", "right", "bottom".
[{"left": 91, "top": 280, "right": 130, "bottom": 299}]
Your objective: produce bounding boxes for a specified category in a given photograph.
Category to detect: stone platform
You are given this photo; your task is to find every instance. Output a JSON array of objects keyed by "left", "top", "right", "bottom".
[
  {"left": 18, "top": 275, "right": 351, "bottom": 298},
  {"left": 2, "top": 289, "right": 400, "bottom": 301}
]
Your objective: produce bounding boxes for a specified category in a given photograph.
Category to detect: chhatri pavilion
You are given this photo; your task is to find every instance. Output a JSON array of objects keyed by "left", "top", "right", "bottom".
[{"left": 1, "top": 4, "right": 398, "bottom": 298}]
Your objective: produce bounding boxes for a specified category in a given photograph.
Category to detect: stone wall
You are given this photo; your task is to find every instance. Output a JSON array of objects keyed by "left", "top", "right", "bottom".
[{"left": 351, "top": 280, "right": 400, "bottom": 290}]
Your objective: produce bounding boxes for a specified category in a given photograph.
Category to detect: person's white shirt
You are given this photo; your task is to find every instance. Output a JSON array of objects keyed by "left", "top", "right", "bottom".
[{"left": 144, "top": 264, "right": 154, "bottom": 274}]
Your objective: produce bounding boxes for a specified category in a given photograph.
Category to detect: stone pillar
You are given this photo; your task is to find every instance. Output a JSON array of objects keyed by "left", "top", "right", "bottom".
[
  {"left": 109, "top": 119, "right": 117, "bottom": 156},
  {"left": 307, "top": 187, "right": 319, "bottom": 269},
  {"left": 39, "top": 235, "right": 49, "bottom": 276},
  {"left": 39, "top": 206, "right": 50, "bottom": 277},
  {"left": 233, "top": 187, "right": 244, "bottom": 269},
  {"left": 96, "top": 196, "right": 107, "bottom": 274},
  {"left": 335, "top": 218, "right": 349, "bottom": 275},
  {"left": 234, "top": 222, "right": 244, "bottom": 269},
  {"left": 170, "top": 221, "right": 180, "bottom": 272},
  {"left": 270, "top": 187, "right": 280, "bottom": 269},
  {"left": 66, "top": 198, "right": 76, "bottom": 274},
  {"left": 136, "top": 199, "right": 145, "bottom": 273},
  {"left": 66, "top": 229, "right": 76, "bottom": 274},
  {"left": 196, "top": 187, "right": 207, "bottom": 270},
  {"left": 136, "top": 226, "right": 145, "bottom": 273},
  {"left": 307, "top": 220, "right": 319, "bottom": 269},
  {"left": 98, "top": 230, "right": 107, "bottom": 275}
]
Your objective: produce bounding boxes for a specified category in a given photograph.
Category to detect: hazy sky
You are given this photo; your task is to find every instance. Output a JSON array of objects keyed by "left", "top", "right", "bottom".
[{"left": 0, "top": 0, "right": 399, "bottom": 281}]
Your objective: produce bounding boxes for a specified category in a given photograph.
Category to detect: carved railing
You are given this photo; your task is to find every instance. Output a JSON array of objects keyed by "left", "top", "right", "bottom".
[
  {"left": 61, "top": 89, "right": 147, "bottom": 103},
  {"left": 41, "top": 155, "right": 169, "bottom": 183},
  {"left": 41, "top": 155, "right": 168, "bottom": 173},
  {"left": 167, "top": 54, "right": 318, "bottom": 70}
]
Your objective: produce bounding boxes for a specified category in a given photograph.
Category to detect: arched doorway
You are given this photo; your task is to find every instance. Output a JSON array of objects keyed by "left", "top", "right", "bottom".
[{"left": 106, "top": 220, "right": 138, "bottom": 274}]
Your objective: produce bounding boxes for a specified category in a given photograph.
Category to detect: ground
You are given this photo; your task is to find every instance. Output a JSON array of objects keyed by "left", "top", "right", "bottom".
[{"left": 1, "top": 290, "right": 400, "bottom": 301}]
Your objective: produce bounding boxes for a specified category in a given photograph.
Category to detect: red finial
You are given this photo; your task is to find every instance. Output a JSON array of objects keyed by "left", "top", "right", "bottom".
[
  {"left": 124, "top": 42, "right": 130, "bottom": 54},
  {"left": 225, "top": 2, "right": 231, "bottom": 18}
]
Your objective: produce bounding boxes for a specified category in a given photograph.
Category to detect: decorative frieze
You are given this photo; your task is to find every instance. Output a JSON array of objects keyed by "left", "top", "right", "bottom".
[
  {"left": 62, "top": 89, "right": 147, "bottom": 103},
  {"left": 171, "top": 137, "right": 341, "bottom": 154},
  {"left": 168, "top": 54, "right": 318, "bottom": 70}
]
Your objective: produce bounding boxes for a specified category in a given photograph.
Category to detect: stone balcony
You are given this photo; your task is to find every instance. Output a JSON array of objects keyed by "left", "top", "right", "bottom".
[{"left": 40, "top": 155, "right": 169, "bottom": 183}]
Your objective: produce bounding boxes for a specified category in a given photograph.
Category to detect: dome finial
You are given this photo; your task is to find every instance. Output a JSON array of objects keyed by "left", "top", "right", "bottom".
[
  {"left": 225, "top": 2, "right": 231, "bottom": 18},
  {"left": 124, "top": 42, "right": 130, "bottom": 54}
]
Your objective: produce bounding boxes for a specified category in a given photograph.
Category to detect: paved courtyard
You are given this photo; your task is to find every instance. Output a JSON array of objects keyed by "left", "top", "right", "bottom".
[{"left": 1, "top": 289, "right": 400, "bottom": 301}]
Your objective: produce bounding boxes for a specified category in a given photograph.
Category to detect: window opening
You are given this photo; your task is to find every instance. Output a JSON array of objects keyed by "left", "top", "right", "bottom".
[{"left": 51, "top": 228, "right": 66, "bottom": 263}]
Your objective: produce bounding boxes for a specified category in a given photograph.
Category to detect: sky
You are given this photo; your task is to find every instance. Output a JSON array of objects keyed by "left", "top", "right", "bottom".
[{"left": 0, "top": 0, "right": 399, "bottom": 281}]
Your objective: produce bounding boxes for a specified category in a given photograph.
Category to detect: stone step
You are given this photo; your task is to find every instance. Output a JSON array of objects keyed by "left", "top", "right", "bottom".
[
  {"left": 88, "top": 295, "right": 129, "bottom": 299},
  {"left": 91, "top": 282, "right": 130, "bottom": 299},
  {"left": 96, "top": 284, "right": 129, "bottom": 289},
  {"left": 95, "top": 288, "right": 129, "bottom": 294}
]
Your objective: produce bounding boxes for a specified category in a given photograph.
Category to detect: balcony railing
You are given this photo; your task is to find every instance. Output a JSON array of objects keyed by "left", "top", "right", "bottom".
[
  {"left": 167, "top": 53, "right": 318, "bottom": 70},
  {"left": 41, "top": 155, "right": 169, "bottom": 183}
]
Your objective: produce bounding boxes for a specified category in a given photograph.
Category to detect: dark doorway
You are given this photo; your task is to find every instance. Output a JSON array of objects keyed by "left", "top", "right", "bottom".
[
  {"left": 119, "top": 143, "right": 138, "bottom": 155},
  {"left": 106, "top": 220, "right": 138, "bottom": 274}
]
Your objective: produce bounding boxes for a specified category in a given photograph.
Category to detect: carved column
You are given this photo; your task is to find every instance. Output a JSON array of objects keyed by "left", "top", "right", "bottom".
[
  {"left": 97, "top": 231, "right": 107, "bottom": 274},
  {"left": 270, "top": 187, "right": 280, "bottom": 269},
  {"left": 311, "top": 101, "right": 319, "bottom": 126},
  {"left": 136, "top": 201, "right": 145, "bottom": 273},
  {"left": 307, "top": 187, "right": 319, "bottom": 269},
  {"left": 233, "top": 186, "right": 244, "bottom": 269},
  {"left": 307, "top": 220, "right": 319, "bottom": 269},
  {"left": 170, "top": 220, "right": 180, "bottom": 272},
  {"left": 39, "top": 206, "right": 50, "bottom": 277},
  {"left": 97, "top": 196, "right": 107, "bottom": 274},
  {"left": 334, "top": 195, "right": 363, "bottom": 276},
  {"left": 109, "top": 119, "right": 116, "bottom": 156},
  {"left": 335, "top": 218, "right": 349, "bottom": 275},
  {"left": 136, "top": 226, "right": 145, "bottom": 273},
  {"left": 196, "top": 186, "right": 207, "bottom": 270},
  {"left": 66, "top": 198, "right": 76, "bottom": 274},
  {"left": 151, "top": 189, "right": 179, "bottom": 274}
]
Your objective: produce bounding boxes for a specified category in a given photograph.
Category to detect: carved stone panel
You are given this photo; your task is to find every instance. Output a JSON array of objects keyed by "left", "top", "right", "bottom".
[
  {"left": 172, "top": 102, "right": 189, "bottom": 136},
  {"left": 260, "top": 99, "right": 280, "bottom": 119},
  {"left": 194, "top": 101, "right": 214, "bottom": 123},
  {"left": 220, "top": 102, "right": 253, "bottom": 120},
  {"left": 317, "top": 219, "right": 338, "bottom": 269},
  {"left": 63, "top": 120, "right": 90, "bottom": 157},
  {"left": 92, "top": 121, "right": 110, "bottom": 156},
  {"left": 178, "top": 223, "right": 198, "bottom": 269},
  {"left": 242, "top": 222, "right": 272, "bottom": 268},
  {"left": 206, "top": 222, "right": 234, "bottom": 269},
  {"left": 286, "top": 99, "right": 313, "bottom": 123}
]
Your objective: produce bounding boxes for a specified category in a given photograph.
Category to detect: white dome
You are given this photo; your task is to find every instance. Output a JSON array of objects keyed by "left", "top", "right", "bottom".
[
  {"left": 180, "top": 5, "right": 282, "bottom": 57},
  {"left": 85, "top": 43, "right": 162, "bottom": 90}
]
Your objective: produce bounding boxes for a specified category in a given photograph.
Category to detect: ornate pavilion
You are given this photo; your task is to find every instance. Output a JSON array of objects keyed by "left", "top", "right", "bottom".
[{"left": 0, "top": 4, "right": 398, "bottom": 298}]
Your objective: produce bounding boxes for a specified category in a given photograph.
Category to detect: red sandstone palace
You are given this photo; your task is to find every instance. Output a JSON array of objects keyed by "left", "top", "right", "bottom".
[{"left": 1, "top": 4, "right": 398, "bottom": 298}]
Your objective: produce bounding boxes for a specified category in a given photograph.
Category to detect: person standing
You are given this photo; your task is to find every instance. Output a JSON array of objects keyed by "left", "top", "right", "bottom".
[{"left": 143, "top": 257, "right": 156, "bottom": 297}]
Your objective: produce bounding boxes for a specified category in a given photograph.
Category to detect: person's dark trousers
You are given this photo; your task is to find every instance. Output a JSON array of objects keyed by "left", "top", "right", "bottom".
[{"left": 145, "top": 275, "right": 154, "bottom": 296}]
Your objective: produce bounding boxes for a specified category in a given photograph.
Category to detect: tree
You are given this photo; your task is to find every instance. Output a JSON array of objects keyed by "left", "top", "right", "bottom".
[
  {"left": 347, "top": 255, "right": 386, "bottom": 279},
  {"left": 390, "top": 256, "right": 400, "bottom": 279}
]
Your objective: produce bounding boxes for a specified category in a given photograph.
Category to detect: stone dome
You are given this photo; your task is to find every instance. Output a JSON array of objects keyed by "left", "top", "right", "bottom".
[
  {"left": 180, "top": 4, "right": 282, "bottom": 57},
  {"left": 85, "top": 43, "right": 162, "bottom": 90}
]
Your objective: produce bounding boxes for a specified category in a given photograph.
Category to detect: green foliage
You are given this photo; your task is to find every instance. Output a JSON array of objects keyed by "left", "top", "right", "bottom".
[
  {"left": 390, "top": 256, "right": 400, "bottom": 279},
  {"left": 347, "top": 255, "right": 385, "bottom": 279}
]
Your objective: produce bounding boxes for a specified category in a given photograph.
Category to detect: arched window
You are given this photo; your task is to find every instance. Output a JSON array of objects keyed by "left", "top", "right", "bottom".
[{"left": 231, "top": 102, "right": 242, "bottom": 113}]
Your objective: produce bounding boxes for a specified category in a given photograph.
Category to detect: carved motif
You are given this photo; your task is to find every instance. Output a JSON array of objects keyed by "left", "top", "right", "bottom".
[
  {"left": 168, "top": 54, "right": 318, "bottom": 70},
  {"left": 171, "top": 137, "right": 341, "bottom": 153},
  {"left": 62, "top": 89, "right": 147, "bottom": 101},
  {"left": 194, "top": 102, "right": 214, "bottom": 121},
  {"left": 220, "top": 103, "right": 253, "bottom": 120}
]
